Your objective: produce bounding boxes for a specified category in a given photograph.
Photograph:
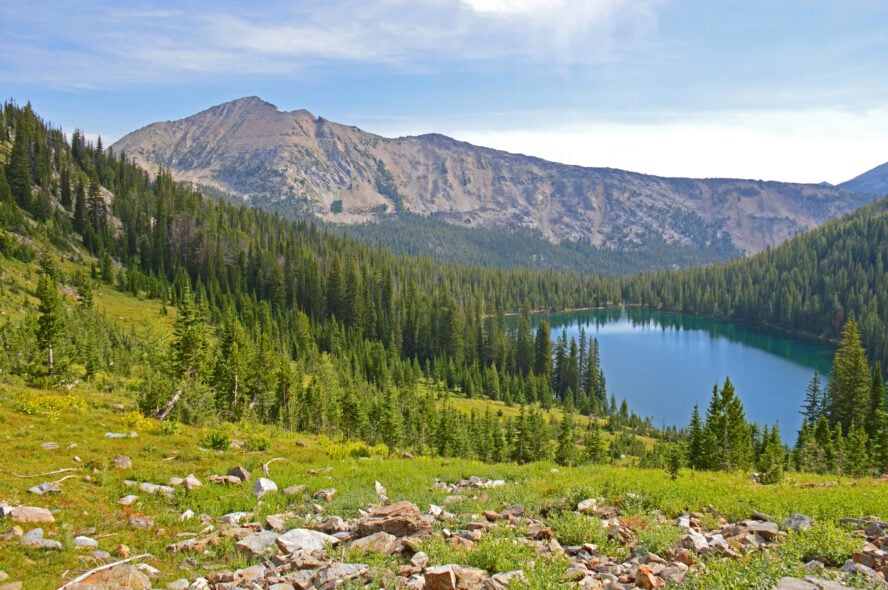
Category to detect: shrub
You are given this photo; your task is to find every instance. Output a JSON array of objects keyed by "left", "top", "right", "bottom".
[
  {"left": 246, "top": 434, "right": 271, "bottom": 452},
  {"left": 782, "top": 521, "right": 862, "bottom": 567},
  {"left": 200, "top": 428, "right": 231, "bottom": 451}
]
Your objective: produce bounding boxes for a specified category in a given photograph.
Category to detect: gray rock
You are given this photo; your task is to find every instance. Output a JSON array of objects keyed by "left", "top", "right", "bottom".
[
  {"left": 483, "top": 570, "right": 526, "bottom": 590},
  {"left": 743, "top": 519, "right": 779, "bottom": 541},
  {"left": 0, "top": 583, "right": 23, "bottom": 590},
  {"left": 74, "top": 535, "right": 99, "bottom": 549},
  {"left": 228, "top": 466, "right": 251, "bottom": 482},
  {"left": 183, "top": 474, "right": 202, "bottom": 490},
  {"left": 28, "top": 481, "right": 61, "bottom": 495},
  {"left": 40, "top": 442, "right": 59, "bottom": 450},
  {"left": 180, "top": 509, "right": 195, "bottom": 521},
  {"left": 783, "top": 514, "right": 814, "bottom": 532},
  {"left": 10, "top": 506, "right": 54, "bottom": 523},
  {"left": 283, "top": 484, "right": 306, "bottom": 496},
  {"left": 21, "top": 528, "right": 62, "bottom": 550},
  {"left": 236, "top": 531, "right": 280, "bottom": 557},
  {"left": 349, "top": 531, "right": 401, "bottom": 555},
  {"left": 268, "top": 584, "right": 295, "bottom": 590},
  {"left": 220, "top": 511, "right": 252, "bottom": 526},
  {"left": 315, "top": 563, "right": 368, "bottom": 586},
  {"left": 679, "top": 531, "right": 708, "bottom": 553},
  {"left": 187, "top": 578, "right": 211, "bottom": 590},
  {"left": 276, "top": 528, "right": 339, "bottom": 553},
  {"left": 105, "top": 432, "right": 128, "bottom": 438},
  {"left": 577, "top": 498, "right": 598, "bottom": 514},
  {"left": 253, "top": 477, "right": 278, "bottom": 499},
  {"left": 138, "top": 482, "right": 174, "bottom": 497},
  {"left": 0, "top": 572, "right": 7, "bottom": 583},
  {"left": 841, "top": 560, "right": 885, "bottom": 585},
  {"left": 166, "top": 580, "right": 190, "bottom": 590},
  {"left": 114, "top": 455, "right": 133, "bottom": 469},
  {"left": 118, "top": 495, "right": 139, "bottom": 506},
  {"left": 70, "top": 564, "right": 151, "bottom": 589},
  {"left": 313, "top": 488, "right": 337, "bottom": 501},
  {"left": 128, "top": 515, "right": 154, "bottom": 529}
]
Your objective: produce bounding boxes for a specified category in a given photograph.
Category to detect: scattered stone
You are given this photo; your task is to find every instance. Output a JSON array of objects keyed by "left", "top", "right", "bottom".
[
  {"left": 276, "top": 528, "right": 340, "bottom": 553},
  {"left": 207, "top": 475, "right": 241, "bottom": 485},
  {"left": 128, "top": 515, "right": 154, "bottom": 529},
  {"left": 21, "top": 527, "right": 62, "bottom": 550},
  {"left": 0, "top": 572, "right": 6, "bottom": 583},
  {"left": 28, "top": 481, "right": 61, "bottom": 495},
  {"left": 355, "top": 501, "right": 432, "bottom": 538},
  {"left": 375, "top": 480, "right": 388, "bottom": 502},
  {"left": 228, "top": 466, "right": 251, "bottom": 482},
  {"left": 40, "top": 442, "right": 59, "bottom": 450},
  {"left": 104, "top": 432, "right": 128, "bottom": 439},
  {"left": 180, "top": 510, "right": 195, "bottom": 521},
  {"left": 73, "top": 535, "right": 99, "bottom": 549},
  {"left": 283, "top": 484, "right": 306, "bottom": 496},
  {"left": 313, "top": 488, "right": 337, "bottom": 502},
  {"left": 136, "top": 563, "right": 161, "bottom": 580},
  {"left": 220, "top": 512, "right": 252, "bottom": 526},
  {"left": 350, "top": 531, "right": 402, "bottom": 555},
  {"left": 577, "top": 498, "right": 598, "bottom": 514},
  {"left": 483, "top": 570, "right": 526, "bottom": 590},
  {"left": 236, "top": 530, "right": 280, "bottom": 557},
  {"left": 841, "top": 560, "right": 885, "bottom": 585},
  {"left": 71, "top": 564, "right": 151, "bottom": 589},
  {"left": 425, "top": 565, "right": 457, "bottom": 590},
  {"left": 137, "top": 482, "right": 174, "bottom": 498},
  {"left": 118, "top": 495, "right": 139, "bottom": 506},
  {"left": 742, "top": 520, "right": 779, "bottom": 542},
  {"left": 253, "top": 477, "right": 278, "bottom": 499},
  {"left": 114, "top": 455, "right": 133, "bottom": 469},
  {"left": 167, "top": 579, "right": 190, "bottom": 590},
  {"left": 10, "top": 506, "right": 54, "bottom": 523},
  {"left": 783, "top": 514, "right": 815, "bottom": 532},
  {"left": 0, "top": 583, "right": 22, "bottom": 590},
  {"left": 315, "top": 563, "right": 368, "bottom": 586},
  {"left": 183, "top": 474, "right": 202, "bottom": 491}
]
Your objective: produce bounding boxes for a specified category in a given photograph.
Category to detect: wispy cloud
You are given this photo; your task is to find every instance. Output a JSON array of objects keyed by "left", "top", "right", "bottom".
[{"left": 0, "top": 0, "right": 661, "bottom": 87}]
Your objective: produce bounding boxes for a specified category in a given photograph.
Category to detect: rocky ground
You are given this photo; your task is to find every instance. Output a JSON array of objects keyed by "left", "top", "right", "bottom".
[{"left": 2, "top": 465, "right": 887, "bottom": 590}]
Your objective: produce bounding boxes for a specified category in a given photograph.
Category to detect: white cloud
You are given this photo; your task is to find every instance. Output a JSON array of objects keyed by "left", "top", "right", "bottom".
[{"left": 434, "top": 109, "right": 888, "bottom": 184}]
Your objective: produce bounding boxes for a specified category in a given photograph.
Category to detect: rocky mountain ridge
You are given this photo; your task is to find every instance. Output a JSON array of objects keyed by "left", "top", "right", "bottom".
[{"left": 112, "top": 97, "right": 874, "bottom": 255}]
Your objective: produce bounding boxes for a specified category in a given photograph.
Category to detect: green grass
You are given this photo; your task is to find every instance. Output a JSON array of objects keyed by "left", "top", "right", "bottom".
[{"left": 0, "top": 383, "right": 886, "bottom": 589}]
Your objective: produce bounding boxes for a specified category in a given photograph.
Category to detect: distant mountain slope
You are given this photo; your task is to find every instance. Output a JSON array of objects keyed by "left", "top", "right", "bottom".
[
  {"left": 624, "top": 196, "right": 888, "bottom": 366},
  {"left": 839, "top": 161, "right": 888, "bottom": 195},
  {"left": 112, "top": 96, "right": 873, "bottom": 256}
]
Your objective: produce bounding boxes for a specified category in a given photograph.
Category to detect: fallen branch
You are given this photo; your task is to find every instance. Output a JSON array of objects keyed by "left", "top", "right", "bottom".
[
  {"left": 13, "top": 467, "right": 79, "bottom": 478},
  {"left": 262, "top": 457, "right": 286, "bottom": 476},
  {"left": 155, "top": 388, "right": 183, "bottom": 421},
  {"left": 57, "top": 553, "right": 153, "bottom": 589}
]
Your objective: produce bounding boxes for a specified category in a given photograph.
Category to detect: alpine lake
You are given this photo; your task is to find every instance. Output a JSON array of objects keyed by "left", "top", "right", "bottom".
[{"left": 539, "top": 308, "right": 836, "bottom": 438}]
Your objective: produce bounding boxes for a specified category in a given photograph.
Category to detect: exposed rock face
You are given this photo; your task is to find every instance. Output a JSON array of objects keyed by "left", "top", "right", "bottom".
[{"left": 111, "top": 97, "right": 873, "bottom": 256}]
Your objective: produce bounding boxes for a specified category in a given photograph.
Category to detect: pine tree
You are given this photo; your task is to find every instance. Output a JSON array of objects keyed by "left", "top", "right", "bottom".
[
  {"left": 826, "top": 319, "right": 871, "bottom": 432},
  {"left": 533, "top": 318, "right": 552, "bottom": 379},
  {"left": 801, "top": 369, "right": 823, "bottom": 426},
  {"left": 36, "top": 270, "right": 62, "bottom": 372},
  {"left": 867, "top": 363, "right": 884, "bottom": 440},
  {"left": 73, "top": 177, "right": 86, "bottom": 233},
  {"left": 687, "top": 403, "right": 706, "bottom": 469},
  {"left": 60, "top": 165, "right": 72, "bottom": 210},
  {"left": 172, "top": 286, "right": 207, "bottom": 380},
  {"left": 555, "top": 413, "right": 576, "bottom": 466},
  {"left": 757, "top": 423, "right": 784, "bottom": 484},
  {"left": 844, "top": 421, "right": 870, "bottom": 477},
  {"left": 703, "top": 377, "right": 752, "bottom": 471},
  {"left": 584, "top": 422, "right": 604, "bottom": 463},
  {"left": 7, "top": 116, "right": 32, "bottom": 211}
]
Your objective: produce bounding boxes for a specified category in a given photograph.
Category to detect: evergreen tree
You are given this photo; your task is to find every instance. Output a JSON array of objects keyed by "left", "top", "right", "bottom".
[
  {"left": 867, "top": 363, "right": 884, "bottom": 440},
  {"left": 584, "top": 422, "right": 604, "bottom": 463},
  {"left": 703, "top": 377, "right": 753, "bottom": 471},
  {"left": 73, "top": 177, "right": 86, "bottom": 233},
  {"left": 172, "top": 286, "right": 207, "bottom": 380},
  {"left": 757, "top": 423, "right": 784, "bottom": 484},
  {"left": 36, "top": 270, "right": 62, "bottom": 372},
  {"left": 687, "top": 403, "right": 706, "bottom": 469},
  {"left": 801, "top": 369, "right": 823, "bottom": 426},
  {"left": 533, "top": 318, "right": 552, "bottom": 379},
  {"left": 826, "top": 319, "right": 871, "bottom": 432},
  {"left": 844, "top": 421, "right": 870, "bottom": 477},
  {"left": 555, "top": 413, "right": 576, "bottom": 466},
  {"left": 7, "top": 116, "right": 32, "bottom": 211},
  {"left": 60, "top": 165, "right": 72, "bottom": 210}
]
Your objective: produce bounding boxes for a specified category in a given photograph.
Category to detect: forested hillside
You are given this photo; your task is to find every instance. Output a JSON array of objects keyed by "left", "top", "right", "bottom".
[
  {"left": 622, "top": 196, "right": 888, "bottom": 367},
  {"left": 1, "top": 100, "right": 886, "bottom": 478}
]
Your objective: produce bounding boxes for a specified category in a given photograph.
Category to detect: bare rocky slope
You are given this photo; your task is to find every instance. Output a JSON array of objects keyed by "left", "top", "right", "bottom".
[{"left": 112, "top": 97, "right": 873, "bottom": 255}]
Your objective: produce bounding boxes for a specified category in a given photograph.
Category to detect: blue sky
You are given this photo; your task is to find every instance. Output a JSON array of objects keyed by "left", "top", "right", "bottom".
[{"left": 3, "top": 0, "right": 888, "bottom": 183}]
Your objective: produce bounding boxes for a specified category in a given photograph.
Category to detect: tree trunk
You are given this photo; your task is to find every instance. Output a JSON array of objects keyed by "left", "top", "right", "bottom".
[{"left": 156, "top": 388, "right": 183, "bottom": 421}]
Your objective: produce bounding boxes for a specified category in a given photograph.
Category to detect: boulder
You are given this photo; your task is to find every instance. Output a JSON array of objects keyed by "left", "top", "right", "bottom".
[
  {"left": 783, "top": 514, "right": 814, "bottom": 532},
  {"left": 742, "top": 520, "right": 779, "bottom": 542},
  {"left": 228, "top": 466, "right": 251, "bottom": 482},
  {"left": 283, "top": 484, "right": 306, "bottom": 496},
  {"left": 21, "top": 528, "right": 62, "bottom": 550},
  {"left": 183, "top": 474, "right": 202, "bottom": 490},
  {"left": 577, "top": 498, "right": 597, "bottom": 514},
  {"left": 354, "top": 501, "right": 433, "bottom": 538},
  {"left": 74, "top": 535, "right": 99, "bottom": 549},
  {"left": 236, "top": 531, "right": 280, "bottom": 557},
  {"left": 253, "top": 477, "right": 278, "bottom": 499},
  {"left": 28, "top": 482, "right": 61, "bottom": 495},
  {"left": 220, "top": 511, "right": 252, "bottom": 526},
  {"left": 425, "top": 565, "right": 457, "bottom": 590},
  {"left": 113, "top": 455, "right": 133, "bottom": 469},
  {"left": 482, "top": 571, "right": 526, "bottom": 590},
  {"left": 313, "top": 488, "right": 337, "bottom": 501},
  {"left": 349, "top": 532, "right": 402, "bottom": 555},
  {"left": 10, "top": 506, "right": 54, "bottom": 523},
  {"left": 65, "top": 565, "right": 152, "bottom": 590},
  {"left": 276, "top": 528, "right": 339, "bottom": 554}
]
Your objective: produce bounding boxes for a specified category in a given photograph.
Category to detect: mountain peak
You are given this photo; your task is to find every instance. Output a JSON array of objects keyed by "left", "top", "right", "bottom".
[{"left": 111, "top": 101, "right": 874, "bottom": 255}]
